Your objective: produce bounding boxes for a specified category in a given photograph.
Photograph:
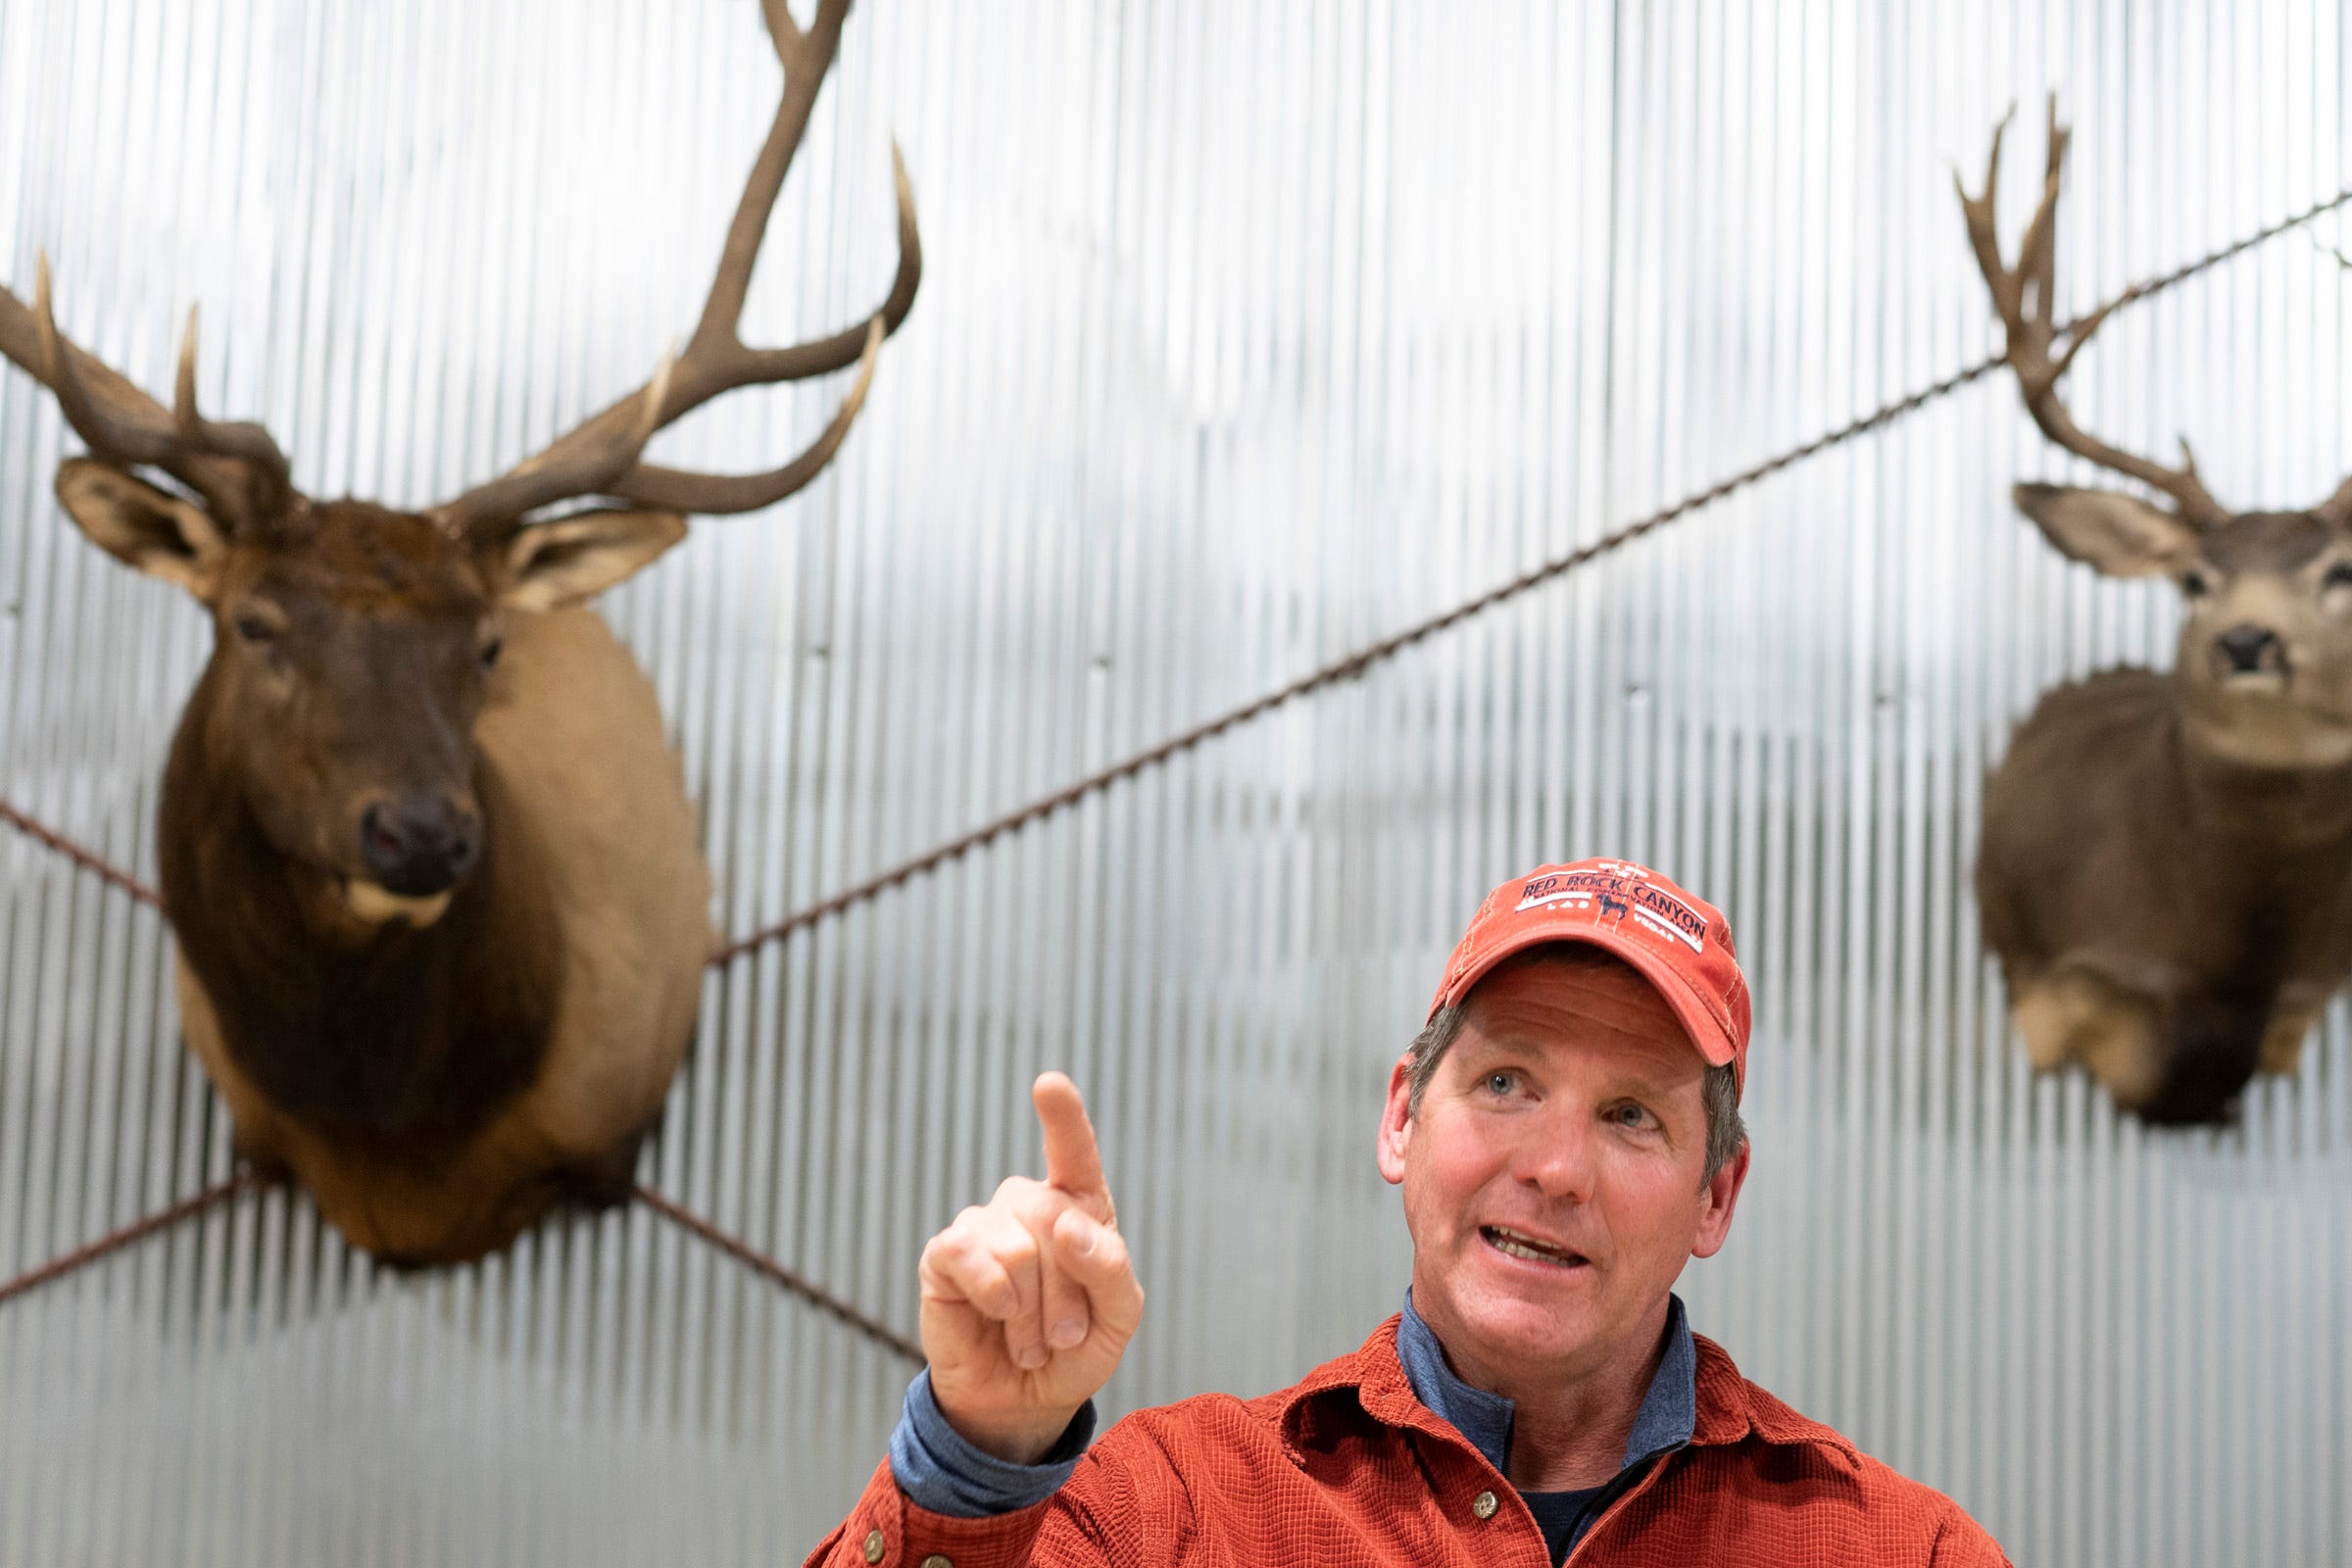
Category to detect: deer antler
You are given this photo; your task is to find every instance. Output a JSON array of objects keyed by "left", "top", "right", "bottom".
[
  {"left": 431, "top": 0, "right": 920, "bottom": 539},
  {"left": 1959, "top": 98, "right": 2230, "bottom": 528},
  {"left": 0, "top": 256, "right": 296, "bottom": 529}
]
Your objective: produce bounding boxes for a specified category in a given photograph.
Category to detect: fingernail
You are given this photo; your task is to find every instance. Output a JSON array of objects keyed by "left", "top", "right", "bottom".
[
  {"left": 1068, "top": 1224, "right": 1097, "bottom": 1256},
  {"left": 1049, "top": 1317, "right": 1086, "bottom": 1349},
  {"left": 1016, "top": 1343, "right": 1048, "bottom": 1370}
]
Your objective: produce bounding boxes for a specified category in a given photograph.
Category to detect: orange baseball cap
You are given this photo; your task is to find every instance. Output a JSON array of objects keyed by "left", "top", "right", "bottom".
[{"left": 1430, "top": 858, "right": 1752, "bottom": 1096}]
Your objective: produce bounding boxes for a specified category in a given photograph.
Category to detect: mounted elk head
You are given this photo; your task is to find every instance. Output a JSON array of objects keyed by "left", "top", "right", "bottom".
[
  {"left": 0, "top": 0, "right": 919, "bottom": 1261},
  {"left": 1963, "top": 101, "right": 2352, "bottom": 1124},
  {"left": 5, "top": 10, "right": 913, "bottom": 914}
]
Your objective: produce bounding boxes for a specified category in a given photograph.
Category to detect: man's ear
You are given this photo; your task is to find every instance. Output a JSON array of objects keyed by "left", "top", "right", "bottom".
[
  {"left": 500, "top": 509, "right": 687, "bottom": 612},
  {"left": 54, "top": 459, "right": 231, "bottom": 602},
  {"left": 1690, "top": 1140, "right": 1750, "bottom": 1260},
  {"left": 2013, "top": 482, "right": 2202, "bottom": 578},
  {"left": 1376, "top": 1054, "right": 1416, "bottom": 1187}
]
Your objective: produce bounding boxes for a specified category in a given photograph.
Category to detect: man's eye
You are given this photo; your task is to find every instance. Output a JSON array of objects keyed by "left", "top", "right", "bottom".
[
  {"left": 1483, "top": 1072, "right": 1518, "bottom": 1097},
  {"left": 1607, "top": 1103, "right": 1653, "bottom": 1128}
]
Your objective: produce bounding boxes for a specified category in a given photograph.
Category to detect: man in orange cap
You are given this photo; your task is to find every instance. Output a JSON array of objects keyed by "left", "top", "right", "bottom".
[{"left": 808, "top": 858, "right": 2008, "bottom": 1566}]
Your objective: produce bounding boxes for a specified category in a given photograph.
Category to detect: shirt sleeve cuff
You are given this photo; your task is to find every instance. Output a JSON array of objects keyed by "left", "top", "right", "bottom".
[{"left": 886, "top": 1368, "right": 1098, "bottom": 1518}]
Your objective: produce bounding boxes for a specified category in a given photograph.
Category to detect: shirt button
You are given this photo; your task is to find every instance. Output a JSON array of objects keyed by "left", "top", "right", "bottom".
[
  {"left": 1472, "top": 1491, "right": 1499, "bottom": 1521},
  {"left": 861, "top": 1530, "right": 886, "bottom": 1564},
  {"left": 921, "top": 1557, "right": 954, "bottom": 1568}
]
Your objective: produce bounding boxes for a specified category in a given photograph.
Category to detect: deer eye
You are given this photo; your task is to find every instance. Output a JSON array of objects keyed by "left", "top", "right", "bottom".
[
  {"left": 2180, "top": 569, "right": 2213, "bottom": 600},
  {"left": 2324, "top": 563, "right": 2352, "bottom": 593},
  {"left": 233, "top": 612, "right": 278, "bottom": 645},
  {"left": 478, "top": 636, "right": 504, "bottom": 669}
]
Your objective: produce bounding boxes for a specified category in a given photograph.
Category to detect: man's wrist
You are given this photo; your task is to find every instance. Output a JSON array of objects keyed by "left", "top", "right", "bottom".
[
  {"left": 888, "top": 1369, "right": 1098, "bottom": 1519},
  {"left": 935, "top": 1392, "right": 1090, "bottom": 1466}
]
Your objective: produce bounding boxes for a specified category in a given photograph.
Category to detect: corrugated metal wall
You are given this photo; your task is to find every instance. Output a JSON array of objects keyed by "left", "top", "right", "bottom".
[{"left": 2, "top": 2, "right": 2348, "bottom": 1563}]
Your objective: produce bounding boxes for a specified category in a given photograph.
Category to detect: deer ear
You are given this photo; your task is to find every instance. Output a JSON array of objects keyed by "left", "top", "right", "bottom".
[
  {"left": 2013, "top": 482, "right": 2202, "bottom": 578},
  {"left": 499, "top": 508, "right": 687, "bottom": 612},
  {"left": 54, "top": 459, "right": 231, "bottom": 602}
]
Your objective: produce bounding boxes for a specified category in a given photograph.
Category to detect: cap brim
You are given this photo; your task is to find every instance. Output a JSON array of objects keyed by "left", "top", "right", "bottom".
[{"left": 1439, "top": 919, "right": 1738, "bottom": 1071}]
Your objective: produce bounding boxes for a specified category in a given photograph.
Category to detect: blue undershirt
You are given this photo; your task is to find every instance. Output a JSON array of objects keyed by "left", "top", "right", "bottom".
[{"left": 888, "top": 1291, "right": 1698, "bottom": 1565}]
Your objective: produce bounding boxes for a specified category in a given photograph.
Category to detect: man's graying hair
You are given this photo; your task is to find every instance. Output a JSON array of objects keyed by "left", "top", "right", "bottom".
[{"left": 1406, "top": 946, "right": 1747, "bottom": 1185}]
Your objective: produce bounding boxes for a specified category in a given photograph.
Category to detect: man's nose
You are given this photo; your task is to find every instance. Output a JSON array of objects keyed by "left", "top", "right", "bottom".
[{"left": 1510, "top": 1109, "right": 1598, "bottom": 1200}]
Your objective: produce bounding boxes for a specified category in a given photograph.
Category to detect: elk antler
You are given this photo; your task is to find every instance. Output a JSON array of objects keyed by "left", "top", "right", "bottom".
[
  {"left": 1959, "top": 98, "right": 2230, "bottom": 527},
  {"left": 431, "top": 0, "right": 920, "bottom": 539},
  {"left": 0, "top": 256, "right": 296, "bottom": 529}
]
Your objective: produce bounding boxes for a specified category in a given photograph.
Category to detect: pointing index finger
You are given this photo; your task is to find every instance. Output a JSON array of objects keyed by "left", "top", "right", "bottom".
[{"left": 1033, "top": 1072, "right": 1109, "bottom": 1209}]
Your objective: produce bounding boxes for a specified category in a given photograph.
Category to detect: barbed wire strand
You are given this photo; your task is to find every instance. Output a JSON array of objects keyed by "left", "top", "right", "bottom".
[
  {"left": 0, "top": 182, "right": 2346, "bottom": 1347},
  {"left": 0, "top": 797, "right": 164, "bottom": 908},
  {"left": 0, "top": 1171, "right": 256, "bottom": 1307},
  {"left": 706, "top": 180, "right": 2352, "bottom": 968},
  {"left": 633, "top": 1184, "right": 924, "bottom": 1364}
]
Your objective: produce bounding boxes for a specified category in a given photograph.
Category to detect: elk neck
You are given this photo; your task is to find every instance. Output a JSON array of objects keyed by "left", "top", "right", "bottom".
[{"left": 157, "top": 660, "right": 562, "bottom": 1153}]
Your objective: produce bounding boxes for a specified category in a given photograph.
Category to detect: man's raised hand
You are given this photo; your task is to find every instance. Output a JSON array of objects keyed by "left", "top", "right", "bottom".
[{"left": 916, "top": 1072, "right": 1146, "bottom": 1464}]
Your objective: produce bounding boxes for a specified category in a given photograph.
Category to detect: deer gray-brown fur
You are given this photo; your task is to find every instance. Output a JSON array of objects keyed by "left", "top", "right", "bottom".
[
  {"left": 0, "top": 0, "right": 920, "bottom": 1260},
  {"left": 1964, "top": 102, "right": 2352, "bottom": 1125}
]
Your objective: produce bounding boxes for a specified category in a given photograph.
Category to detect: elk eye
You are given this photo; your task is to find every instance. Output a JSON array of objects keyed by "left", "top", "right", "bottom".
[
  {"left": 2180, "top": 570, "right": 2213, "bottom": 600},
  {"left": 233, "top": 612, "right": 277, "bottom": 644},
  {"left": 478, "top": 636, "right": 504, "bottom": 669},
  {"left": 2325, "top": 564, "right": 2352, "bottom": 592}
]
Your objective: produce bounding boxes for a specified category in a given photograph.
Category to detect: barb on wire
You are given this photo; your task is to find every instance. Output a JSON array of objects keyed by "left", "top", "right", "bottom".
[
  {"left": 634, "top": 1183, "right": 924, "bottom": 1364},
  {"left": 706, "top": 181, "right": 2352, "bottom": 969},
  {"left": 0, "top": 1171, "right": 257, "bottom": 1307}
]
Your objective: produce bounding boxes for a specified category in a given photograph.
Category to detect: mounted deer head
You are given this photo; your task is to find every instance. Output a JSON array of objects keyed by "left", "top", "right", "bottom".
[
  {"left": 1960, "top": 99, "right": 2352, "bottom": 772},
  {"left": 0, "top": 0, "right": 916, "bottom": 908},
  {"left": 1963, "top": 101, "right": 2352, "bottom": 1125}
]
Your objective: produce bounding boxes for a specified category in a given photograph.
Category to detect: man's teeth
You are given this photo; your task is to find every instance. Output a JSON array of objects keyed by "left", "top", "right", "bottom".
[{"left": 1485, "top": 1227, "right": 1581, "bottom": 1265}]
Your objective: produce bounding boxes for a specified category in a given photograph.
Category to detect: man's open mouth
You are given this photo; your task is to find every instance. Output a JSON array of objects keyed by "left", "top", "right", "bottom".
[{"left": 1481, "top": 1226, "right": 1588, "bottom": 1268}]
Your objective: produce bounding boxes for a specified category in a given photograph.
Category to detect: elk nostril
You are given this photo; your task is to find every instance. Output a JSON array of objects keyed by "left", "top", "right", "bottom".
[{"left": 360, "top": 805, "right": 405, "bottom": 863}]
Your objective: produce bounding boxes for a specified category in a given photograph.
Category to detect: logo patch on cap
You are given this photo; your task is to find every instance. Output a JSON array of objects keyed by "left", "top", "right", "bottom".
[{"left": 1518, "top": 867, "right": 1705, "bottom": 954}]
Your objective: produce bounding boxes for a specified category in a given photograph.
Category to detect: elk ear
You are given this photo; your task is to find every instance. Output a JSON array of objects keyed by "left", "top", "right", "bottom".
[
  {"left": 499, "top": 509, "right": 687, "bottom": 612},
  {"left": 53, "top": 459, "right": 231, "bottom": 601},
  {"left": 2013, "top": 482, "right": 2202, "bottom": 578}
]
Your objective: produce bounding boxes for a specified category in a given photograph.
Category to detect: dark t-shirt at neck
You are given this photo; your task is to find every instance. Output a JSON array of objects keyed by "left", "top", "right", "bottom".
[{"left": 1520, "top": 1485, "right": 1609, "bottom": 1563}]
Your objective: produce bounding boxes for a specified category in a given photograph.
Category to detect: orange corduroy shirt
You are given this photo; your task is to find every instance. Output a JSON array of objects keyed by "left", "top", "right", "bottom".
[{"left": 805, "top": 1317, "right": 2010, "bottom": 1568}]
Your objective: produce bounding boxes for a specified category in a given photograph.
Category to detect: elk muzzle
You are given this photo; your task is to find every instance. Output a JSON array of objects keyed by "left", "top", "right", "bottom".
[{"left": 357, "top": 791, "right": 481, "bottom": 899}]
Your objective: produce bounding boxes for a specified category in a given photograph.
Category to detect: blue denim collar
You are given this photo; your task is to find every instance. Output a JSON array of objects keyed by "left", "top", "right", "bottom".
[{"left": 1395, "top": 1288, "right": 1697, "bottom": 1477}]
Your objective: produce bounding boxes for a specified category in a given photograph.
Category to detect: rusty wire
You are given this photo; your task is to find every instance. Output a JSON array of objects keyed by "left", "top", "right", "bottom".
[
  {"left": 0, "top": 796, "right": 164, "bottom": 908},
  {"left": 633, "top": 1184, "right": 923, "bottom": 1364},
  {"left": 708, "top": 179, "right": 2352, "bottom": 968},
  {"left": 0, "top": 1171, "right": 257, "bottom": 1307},
  {"left": 0, "top": 179, "right": 2347, "bottom": 1357}
]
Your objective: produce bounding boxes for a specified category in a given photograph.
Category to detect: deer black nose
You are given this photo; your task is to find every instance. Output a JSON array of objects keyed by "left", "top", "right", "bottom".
[
  {"left": 358, "top": 795, "right": 481, "bottom": 896},
  {"left": 2212, "top": 623, "right": 2285, "bottom": 677}
]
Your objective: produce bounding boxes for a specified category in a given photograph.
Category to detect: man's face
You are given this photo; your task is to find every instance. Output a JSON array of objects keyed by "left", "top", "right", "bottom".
[{"left": 1376, "top": 952, "right": 1748, "bottom": 1391}]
